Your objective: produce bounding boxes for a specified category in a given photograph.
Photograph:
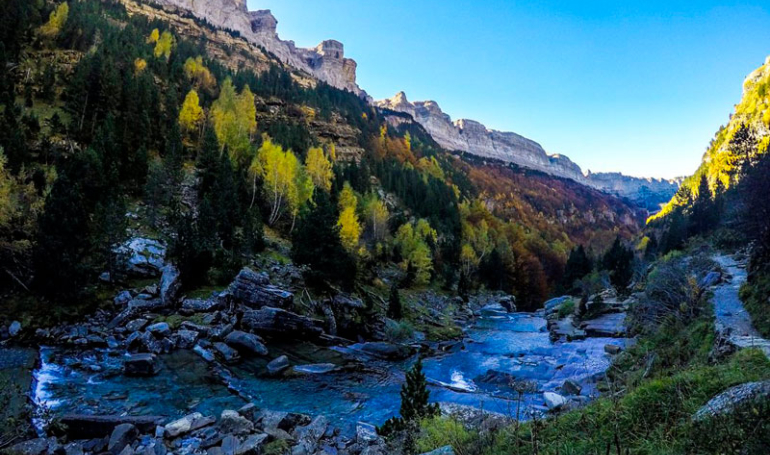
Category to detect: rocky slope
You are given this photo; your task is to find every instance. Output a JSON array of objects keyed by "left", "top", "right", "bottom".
[
  {"left": 143, "top": 0, "right": 366, "bottom": 97},
  {"left": 377, "top": 92, "right": 680, "bottom": 208}
]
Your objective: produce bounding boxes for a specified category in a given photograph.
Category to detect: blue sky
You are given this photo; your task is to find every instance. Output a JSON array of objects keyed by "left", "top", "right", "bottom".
[{"left": 250, "top": 0, "right": 770, "bottom": 179}]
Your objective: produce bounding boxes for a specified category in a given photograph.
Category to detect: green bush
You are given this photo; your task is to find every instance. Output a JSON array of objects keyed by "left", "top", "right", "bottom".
[
  {"left": 740, "top": 273, "right": 770, "bottom": 338},
  {"left": 557, "top": 298, "right": 575, "bottom": 319},
  {"left": 416, "top": 417, "right": 474, "bottom": 455}
]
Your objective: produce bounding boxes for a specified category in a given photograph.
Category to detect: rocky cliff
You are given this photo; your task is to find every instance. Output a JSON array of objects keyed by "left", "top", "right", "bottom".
[
  {"left": 376, "top": 92, "right": 679, "bottom": 208},
  {"left": 144, "top": 0, "right": 365, "bottom": 97}
]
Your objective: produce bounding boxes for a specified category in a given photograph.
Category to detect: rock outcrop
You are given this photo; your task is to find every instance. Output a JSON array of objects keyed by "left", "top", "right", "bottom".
[
  {"left": 144, "top": 0, "right": 365, "bottom": 96},
  {"left": 376, "top": 92, "right": 679, "bottom": 207}
]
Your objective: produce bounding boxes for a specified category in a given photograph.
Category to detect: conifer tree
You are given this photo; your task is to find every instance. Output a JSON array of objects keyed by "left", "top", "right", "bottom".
[{"left": 387, "top": 284, "right": 403, "bottom": 320}]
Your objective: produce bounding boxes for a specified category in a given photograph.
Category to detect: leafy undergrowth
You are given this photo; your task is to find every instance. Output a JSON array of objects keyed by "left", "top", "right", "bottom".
[{"left": 740, "top": 272, "right": 770, "bottom": 338}]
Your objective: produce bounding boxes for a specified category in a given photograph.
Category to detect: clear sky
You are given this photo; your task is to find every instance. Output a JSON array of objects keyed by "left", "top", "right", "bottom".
[{"left": 249, "top": 0, "right": 770, "bottom": 179}]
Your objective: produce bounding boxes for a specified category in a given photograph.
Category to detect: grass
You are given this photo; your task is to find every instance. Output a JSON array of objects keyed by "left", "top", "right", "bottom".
[
  {"left": 557, "top": 298, "right": 575, "bottom": 319},
  {"left": 740, "top": 272, "right": 770, "bottom": 338}
]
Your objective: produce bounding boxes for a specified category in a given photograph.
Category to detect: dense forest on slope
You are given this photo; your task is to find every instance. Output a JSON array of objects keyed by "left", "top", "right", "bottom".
[{"left": 0, "top": 0, "right": 642, "bottom": 324}]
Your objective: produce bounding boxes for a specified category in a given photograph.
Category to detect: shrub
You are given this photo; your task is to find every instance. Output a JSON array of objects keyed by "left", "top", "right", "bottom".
[{"left": 416, "top": 417, "right": 474, "bottom": 455}]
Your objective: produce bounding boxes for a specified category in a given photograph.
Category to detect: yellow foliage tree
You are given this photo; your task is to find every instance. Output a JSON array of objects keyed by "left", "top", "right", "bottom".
[
  {"left": 363, "top": 194, "right": 389, "bottom": 241},
  {"left": 253, "top": 138, "right": 311, "bottom": 226},
  {"left": 305, "top": 147, "right": 333, "bottom": 192},
  {"left": 337, "top": 206, "right": 361, "bottom": 252},
  {"left": 395, "top": 219, "right": 436, "bottom": 286},
  {"left": 147, "top": 28, "right": 160, "bottom": 44},
  {"left": 154, "top": 31, "right": 174, "bottom": 60},
  {"left": 212, "top": 78, "right": 257, "bottom": 162},
  {"left": 290, "top": 165, "right": 314, "bottom": 231},
  {"left": 338, "top": 182, "right": 358, "bottom": 211},
  {"left": 184, "top": 57, "right": 216, "bottom": 91},
  {"left": 40, "top": 2, "right": 69, "bottom": 37},
  {"left": 179, "top": 90, "right": 204, "bottom": 136},
  {"left": 0, "top": 150, "right": 13, "bottom": 227},
  {"left": 134, "top": 58, "right": 147, "bottom": 74}
]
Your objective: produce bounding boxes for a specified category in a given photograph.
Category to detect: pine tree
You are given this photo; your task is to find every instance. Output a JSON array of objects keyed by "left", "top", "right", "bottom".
[
  {"left": 602, "top": 237, "right": 634, "bottom": 290},
  {"left": 377, "top": 359, "right": 439, "bottom": 436},
  {"left": 563, "top": 245, "right": 593, "bottom": 290},
  {"left": 387, "top": 284, "right": 403, "bottom": 320}
]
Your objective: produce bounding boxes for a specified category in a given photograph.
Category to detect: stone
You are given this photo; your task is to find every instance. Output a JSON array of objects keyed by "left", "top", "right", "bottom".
[
  {"left": 543, "top": 392, "right": 568, "bottom": 410},
  {"left": 124, "top": 353, "right": 161, "bottom": 377},
  {"left": 60, "top": 415, "right": 164, "bottom": 439},
  {"left": 561, "top": 379, "right": 582, "bottom": 396},
  {"left": 266, "top": 355, "right": 290, "bottom": 375},
  {"left": 604, "top": 344, "right": 622, "bottom": 355},
  {"left": 474, "top": 370, "right": 518, "bottom": 386},
  {"left": 581, "top": 313, "right": 627, "bottom": 338},
  {"left": 164, "top": 412, "right": 211, "bottom": 439},
  {"left": 699, "top": 271, "right": 722, "bottom": 289},
  {"left": 126, "top": 319, "right": 149, "bottom": 332},
  {"left": 293, "top": 363, "right": 338, "bottom": 374},
  {"left": 115, "top": 238, "right": 166, "bottom": 277},
  {"left": 115, "top": 291, "right": 133, "bottom": 306},
  {"left": 235, "top": 434, "right": 268, "bottom": 455},
  {"left": 294, "top": 415, "right": 329, "bottom": 444},
  {"left": 356, "top": 422, "right": 378, "bottom": 445},
  {"left": 146, "top": 322, "right": 172, "bottom": 338},
  {"left": 229, "top": 268, "right": 294, "bottom": 309},
  {"left": 693, "top": 380, "right": 770, "bottom": 421},
  {"left": 225, "top": 331, "right": 269, "bottom": 356},
  {"left": 219, "top": 410, "right": 255, "bottom": 436},
  {"left": 176, "top": 330, "right": 200, "bottom": 349},
  {"left": 127, "top": 331, "right": 162, "bottom": 354},
  {"left": 108, "top": 424, "right": 138, "bottom": 455},
  {"left": 499, "top": 295, "right": 517, "bottom": 313},
  {"left": 419, "top": 447, "right": 456, "bottom": 455},
  {"left": 159, "top": 265, "right": 182, "bottom": 307},
  {"left": 182, "top": 299, "right": 222, "bottom": 313},
  {"left": 357, "top": 342, "right": 414, "bottom": 360},
  {"left": 5, "top": 438, "right": 56, "bottom": 455},
  {"left": 213, "top": 342, "right": 241, "bottom": 364},
  {"left": 220, "top": 436, "right": 238, "bottom": 455},
  {"left": 9, "top": 320, "right": 21, "bottom": 337},
  {"left": 194, "top": 344, "right": 217, "bottom": 362},
  {"left": 241, "top": 307, "right": 324, "bottom": 338}
]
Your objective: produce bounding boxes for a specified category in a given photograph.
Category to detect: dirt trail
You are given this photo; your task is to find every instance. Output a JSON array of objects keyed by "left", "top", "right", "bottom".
[{"left": 712, "top": 255, "right": 770, "bottom": 359}]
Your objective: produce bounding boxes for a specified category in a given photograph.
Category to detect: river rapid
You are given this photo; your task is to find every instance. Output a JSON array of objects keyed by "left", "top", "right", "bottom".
[{"left": 29, "top": 305, "right": 626, "bottom": 436}]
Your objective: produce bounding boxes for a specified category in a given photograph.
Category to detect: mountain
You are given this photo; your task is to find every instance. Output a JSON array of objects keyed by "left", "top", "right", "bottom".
[
  {"left": 376, "top": 92, "right": 680, "bottom": 209},
  {"left": 146, "top": 0, "right": 365, "bottom": 97}
]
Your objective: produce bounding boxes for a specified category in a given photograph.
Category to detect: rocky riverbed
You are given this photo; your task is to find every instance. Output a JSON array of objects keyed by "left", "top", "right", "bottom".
[{"left": 1, "top": 238, "right": 631, "bottom": 455}]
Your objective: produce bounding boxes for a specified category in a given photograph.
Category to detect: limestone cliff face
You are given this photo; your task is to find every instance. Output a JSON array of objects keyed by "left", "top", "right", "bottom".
[
  {"left": 144, "top": 0, "right": 365, "bottom": 96},
  {"left": 376, "top": 92, "right": 585, "bottom": 181},
  {"left": 377, "top": 92, "right": 680, "bottom": 208}
]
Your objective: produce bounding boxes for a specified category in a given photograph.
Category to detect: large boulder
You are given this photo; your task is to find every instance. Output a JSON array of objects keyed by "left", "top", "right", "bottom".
[
  {"left": 499, "top": 295, "right": 516, "bottom": 313},
  {"left": 693, "top": 380, "right": 770, "bottom": 421},
  {"left": 218, "top": 410, "right": 254, "bottom": 436},
  {"left": 115, "top": 238, "right": 166, "bottom": 277},
  {"left": 9, "top": 320, "right": 22, "bottom": 337},
  {"left": 543, "top": 392, "right": 568, "bottom": 410},
  {"left": 235, "top": 434, "right": 268, "bottom": 455},
  {"left": 357, "top": 342, "right": 414, "bottom": 360},
  {"left": 108, "top": 424, "right": 138, "bottom": 455},
  {"left": 124, "top": 353, "right": 161, "bottom": 377},
  {"left": 126, "top": 331, "right": 162, "bottom": 354},
  {"left": 229, "top": 268, "right": 293, "bottom": 309},
  {"left": 181, "top": 299, "right": 222, "bottom": 313},
  {"left": 224, "top": 331, "right": 269, "bottom": 356},
  {"left": 146, "top": 322, "right": 171, "bottom": 338},
  {"left": 164, "top": 412, "right": 215, "bottom": 439},
  {"left": 266, "top": 355, "right": 290, "bottom": 376},
  {"left": 5, "top": 438, "right": 57, "bottom": 455},
  {"left": 241, "top": 307, "right": 324, "bottom": 338},
  {"left": 213, "top": 342, "right": 241, "bottom": 364},
  {"left": 159, "top": 265, "right": 182, "bottom": 307}
]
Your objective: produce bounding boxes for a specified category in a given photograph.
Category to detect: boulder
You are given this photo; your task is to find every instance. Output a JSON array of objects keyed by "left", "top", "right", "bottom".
[
  {"left": 266, "top": 355, "right": 291, "bottom": 376},
  {"left": 146, "top": 322, "right": 171, "bottom": 338},
  {"left": 293, "top": 363, "right": 338, "bottom": 374},
  {"left": 220, "top": 435, "right": 238, "bottom": 455},
  {"left": 213, "top": 342, "right": 241, "bottom": 364},
  {"left": 258, "top": 410, "right": 310, "bottom": 433},
  {"left": 604, "top": 344, "right": 622, "bottom": 355},
  {"left": 125, "top": 319, "right": 149, "bottom": 333},
  {"left": 159, "top": 265, "right": 181, "bottom": 307},
  {"left": 543, "top": 392, "right": 568, "bottom": 410},
  {"left": 127, "top": 331, "right": 162, "bottom": 354},
  {"left": 699, "top": 271, "right": 722, "bottom": 289},
  {"left": 581, "top": 313, "right": 627, "bottom": 338},
  {"left": 114, "top": 291, "right": 133, "bottom": 306},
  {"left": 499, "top": 295, "right": 517, "bottom": 313},
  {"left": 229, "top": 268, "right": 293, "bottom": 309},
  {"left": 357, "top": 342, "right": 414, "bottom": 360},
  {"left": 115, "top": 238, "right": 166, "bottom": 277},
  {"left": 235, "top": 434, "right": 268, "bottom": 455},
  {"left": 4, "top": 438, "right": 56, "bottom": 455},
  {"left": 176, "top": 330, "right": 200, "bottom": 349},
  {"left": 241, "top": 307, "right": 324, "bottom": 338},
  {"left": 164, "top": 412, "right": 215, "bottom": 439},
  {"left": 127, "top": 297, "right": 165, "bottom": 313},
  {"left": 293, "top": 415, "right": 329, "bottom": 447},
  {"left": 9, "top": 320, "right": 22, "bottom": 337},
  {"left": 194, "top": 344, "right": 217, "bottom": 362},
  {"left": 693, "top": 380, "right": 770, "bottom": 421},
  {"left": 356, "top": 422, "right": 378, "bottom": 445},
  {"left": 544, "top": 296, "right": 572, "bottom": 317},
  {"left": 108, "top": 424, "right": 138, "bottom": 455},
  {"left": 561, "top": 379, "right": 582, "bottom": 396},
  {"left": 474, "top": 370, "right": 518, "bottom": 386},
  {"left": 124, "top": 353, "right": 161, "bottom": 377},
  {"left": 182, "top": 299, "right": 222, "bottom": 313},
  {"left": 225, "top": 331, "right": 269, "bottom": 356},
  {"left": 218, "top": 410, "right": 254, "bottom": 436}
]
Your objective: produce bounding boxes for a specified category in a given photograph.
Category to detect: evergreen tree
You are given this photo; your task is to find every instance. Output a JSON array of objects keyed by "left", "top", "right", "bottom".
[
  {"left": 562, "top": 245, "right": 593, "bottom": 291},
  {"left": 378, "top": 359, "right": 439, "bottom": 436},
  {"left": 292, "top": 191, "right": 356, "bottom": 290},
  {"left": 213, "top": 151, "right": 239, "bottom": 249},
  {"left": 387, "top": 284, "right": 403, "bottom": 320},
  {"left": 689, "top": 174, "right": 717, "bottom": 236},
  {"left": 602, "top": 237, "right": 634, "bottom": 290}
]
